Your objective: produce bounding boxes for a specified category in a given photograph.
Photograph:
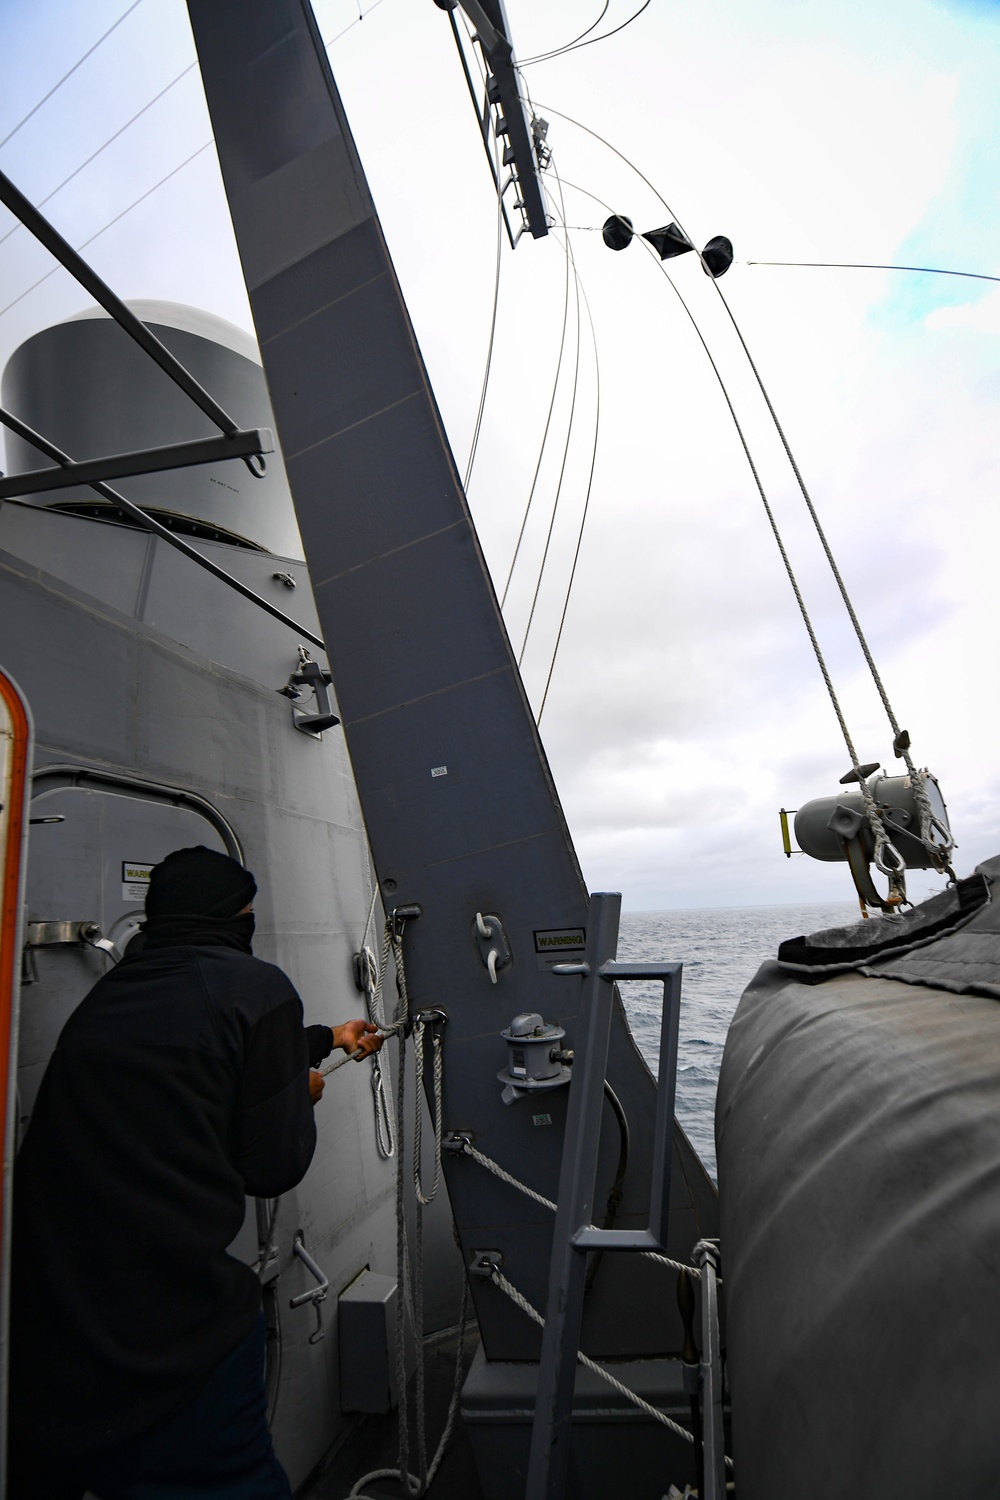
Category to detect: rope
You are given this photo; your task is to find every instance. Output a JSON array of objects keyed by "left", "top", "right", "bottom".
[
  {"left": 425, "top": 1273, "right": 470, "bottom": 1489},
  {"left": 489, "top": 1269, "right": 699, "bottom": 1449},
  {"left": 457, "top": 1140, "right": 704, "bottom": 1279},
  {"left": 462, "top": 1140, "right": 558, "bottom": 1213},
  {"left": 349, "top": 919, "right": 464, "bottom": 1500},
  {"left": 413, "top": 1023, "right": 444, "bottom": 1207},
  {"left": 359, "top": 918, "right": 397, "bottom": 1159}
]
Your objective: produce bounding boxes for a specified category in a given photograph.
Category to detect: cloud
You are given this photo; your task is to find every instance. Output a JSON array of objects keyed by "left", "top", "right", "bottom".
[{"left": 925, "top": 287, "right": 1000, "bottom": 334}]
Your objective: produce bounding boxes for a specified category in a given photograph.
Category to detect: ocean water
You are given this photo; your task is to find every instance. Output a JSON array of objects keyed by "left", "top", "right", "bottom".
[{"left": 618, "top": 901, "right": 857, "bottom": 1178}]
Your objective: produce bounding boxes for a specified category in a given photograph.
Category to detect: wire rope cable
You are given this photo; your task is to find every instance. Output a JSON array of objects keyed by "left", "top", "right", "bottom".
[
  {"left": 518, "top": 1, "right": 653, "bottom": 67},
  {"left": 545, "top": 169, "right": 896, "bottom": 861},
  {"left": 323, "top": 0, "right": 389, "bottom": 51},
  {"left": 528, "top": 103, "right": 938, "bottom": 875},
  {"left": 747, "top": 259, "right": 1000, "bottom": 286},
  {"left": 0, "top": 141, "right": 213, "bottom": 321},
  {"left": 500, "top": 198, "right": 572, "bottom": 609},
  {"left": 516, "top": 2, "right": 609, "bottom": 65},
  {"left": 0, "top": 63, "right": 198, "bottom": 252},
  {"left": 0, "top": 0, "right": 145, "bottom": 153},
  {"left": 463, "top": 123, "right": 506, "bottom": 491},
  {"left": 517, "top": 169, "right": 584, "bottom": 668},
  {"left": 708, "top": 272, "right": 953, "bottom": 865},
  {"left": 516, "top": 261, "right": 581, "bottom": 666},
  {"left": 536, "top": 182, "right": 602, "bottom": 723}
]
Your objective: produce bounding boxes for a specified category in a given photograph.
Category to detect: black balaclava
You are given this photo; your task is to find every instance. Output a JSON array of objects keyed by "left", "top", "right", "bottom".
[{"left": 142, "top": 846, "right": 258, "bottom": 953}]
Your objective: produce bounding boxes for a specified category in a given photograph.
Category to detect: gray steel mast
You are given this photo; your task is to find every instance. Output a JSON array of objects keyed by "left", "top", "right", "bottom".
[{"left": 186, "top": 0, "right": 716, "bottom": 1365}]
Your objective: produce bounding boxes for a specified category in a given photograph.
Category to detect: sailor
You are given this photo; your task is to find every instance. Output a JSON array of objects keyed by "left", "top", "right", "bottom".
[{"left": 8, "top": 844, "right": 383, "bottom": 1499}]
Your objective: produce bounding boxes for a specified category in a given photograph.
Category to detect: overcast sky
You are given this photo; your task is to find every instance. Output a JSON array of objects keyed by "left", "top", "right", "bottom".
[{"left": 0, "top": 0, "right": 997, "bottom": 910}]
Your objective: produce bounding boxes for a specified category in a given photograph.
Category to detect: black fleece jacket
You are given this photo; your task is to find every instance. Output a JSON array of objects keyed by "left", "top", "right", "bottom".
[{"left": 10, "top": 942, "right": 332, "bottom": 1460}]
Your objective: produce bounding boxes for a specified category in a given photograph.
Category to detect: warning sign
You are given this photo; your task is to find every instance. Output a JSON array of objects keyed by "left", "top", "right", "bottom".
[
  {"left": 122, "top": 861, "right": 154, "bottom": 903},
  {"left": 533, "top": 927, "right": 586, "bottom": 971}
]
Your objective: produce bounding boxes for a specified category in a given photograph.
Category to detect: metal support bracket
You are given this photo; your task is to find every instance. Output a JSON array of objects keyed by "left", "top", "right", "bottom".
[
  {"left": 0, "top": 429, "right": 274, "bottom": 500},
  {"left": 389, "top": 903, "right": 423, "bottom": 941},
  {"left": 26, "top": 920, "right": 123, "bottom": 964},
  {"left": 474, "top": 910, "right": 511, "bottom": 983},
  {"left": 289, "top": 1234, "right": 329, "bottom": 1344},
  {"left": 277, "top": 648, "right": 340, "bottom": 735},
  {"left": 0, "top": 166, "right": 250, "bottom": 452},
  {"left": 469, "top": 1248, "right": 505, "bottom": 1280}
]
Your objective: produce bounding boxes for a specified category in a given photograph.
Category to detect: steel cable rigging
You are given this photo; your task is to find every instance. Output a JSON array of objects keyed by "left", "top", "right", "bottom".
[
  {"left": 518, "top": 1, "right": 653, "bottom": 67},
  {"left": 0, "top": 64, "right": 198, "bottom": 253},
  {"left": 515, "top": 2, "right": 609, "bottom": 65},
  {"left": 0, "top": 0, "right": 145, "bottom": 152},
  {"left": 0, "top": 143, "right": 214, "bottom": 322},
  {"left": 0, "top": 6, "right": 383, "bottom": 323},
  {"left": 516, "top": 186, "right": 584, "bottom": 670},
  {"left": 525, "top": 96, "right": 954, "bottom": 877},
  {"left": 536, "top": 243, "right": 601, "bottom": 724},
  {"left": 499, "top": 200, "right": 573, "bottom": 609},
  {"left": 748, "top": 260, "right": 1000, "bottom": 286},
  {"left": 463, "top": 124, "right": 506, "bottom": 490}
]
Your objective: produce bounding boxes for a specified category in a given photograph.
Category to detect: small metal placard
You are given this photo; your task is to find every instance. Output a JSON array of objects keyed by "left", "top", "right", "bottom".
[
  {"left": 122, "top": 861, "right": 154, "bottom": 903},
  {"left": 534, "top": 926, "right": 586, "bottom": 972}
]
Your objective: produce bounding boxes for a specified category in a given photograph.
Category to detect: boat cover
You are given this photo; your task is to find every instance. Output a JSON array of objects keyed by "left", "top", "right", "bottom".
[{"left": 717, "top": 858, "right": 1000, "bottom": 1498}]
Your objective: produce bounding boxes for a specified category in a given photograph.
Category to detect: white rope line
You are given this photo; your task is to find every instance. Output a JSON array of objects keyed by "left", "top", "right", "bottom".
[
  {"left": 413, "top": 1024, "right": 444, "bottom": 1206},
  {"left": 462, "top": 1141, "right": 558, "bottom": 1212},
  {"left": 459, "top": 1141, "right": 704, "bottom": 1279},
  {"left": 490, "top": 1269, "right": 697, "bottom": 1447},
  {"left": 360, "top": 926, "right": 396, "bottom": 1159},
  {"left": 350, "top": 919, "right": 465, "bottom": 1499}
]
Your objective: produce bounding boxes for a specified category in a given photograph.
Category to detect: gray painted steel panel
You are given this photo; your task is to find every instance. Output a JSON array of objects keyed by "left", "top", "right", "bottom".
[
  {"left": 188, "top": 0, "right": 717, "bottom": 1364},
  {"left": 2, "top": 312, "right": 302, "bottom": 558},
  {"left": 0, "top": 506, "right": 322, "bottom": 723},
  {"left": 0, "top": 529, "right": 440, "bottom": 1488}
]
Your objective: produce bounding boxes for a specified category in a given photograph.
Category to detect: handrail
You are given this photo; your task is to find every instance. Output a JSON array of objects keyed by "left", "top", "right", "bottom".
[{"left": 30, "top": 764, "right": 245, "bottom": 864}]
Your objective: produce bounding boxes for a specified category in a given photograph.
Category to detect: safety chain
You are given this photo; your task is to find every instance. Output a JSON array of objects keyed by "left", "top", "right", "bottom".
[{"left": 456, "top": 1138, "right": 706, "bottom": 1280}]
